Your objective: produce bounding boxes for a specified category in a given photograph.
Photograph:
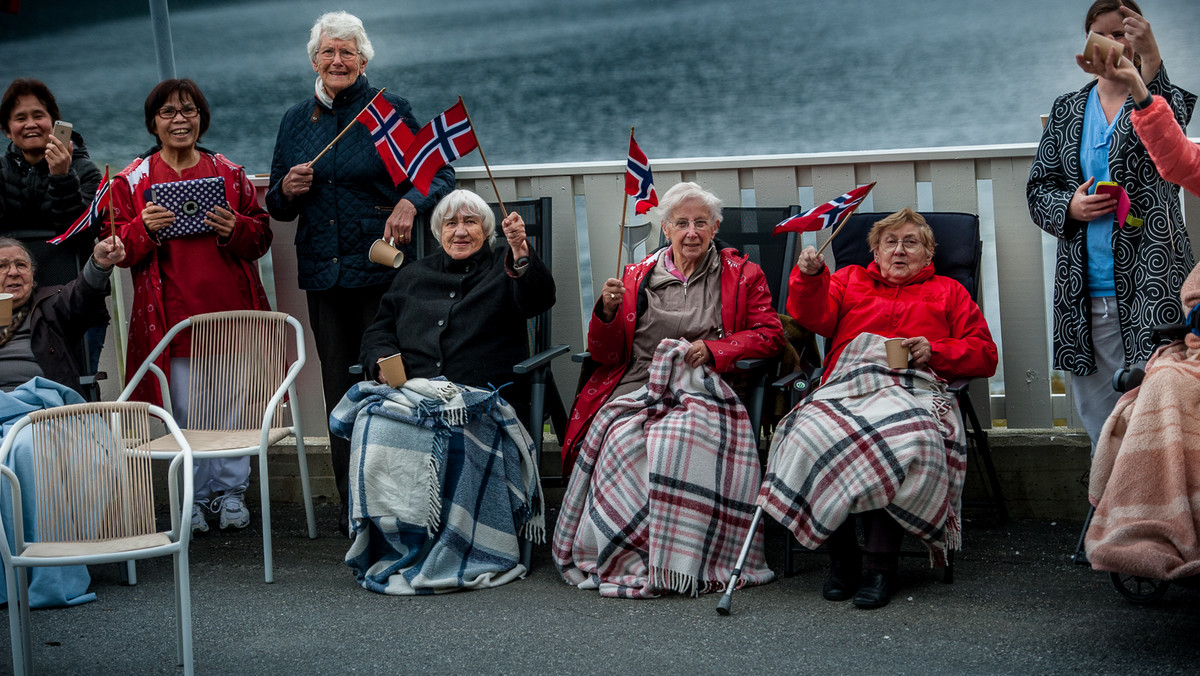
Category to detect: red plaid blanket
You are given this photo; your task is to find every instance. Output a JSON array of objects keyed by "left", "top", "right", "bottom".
[
  {"left": 552, "top": 339, "right": 774, "bottom": 598},
  {"left": 758, "top": 333, "right": 965, "bottom": 565}
]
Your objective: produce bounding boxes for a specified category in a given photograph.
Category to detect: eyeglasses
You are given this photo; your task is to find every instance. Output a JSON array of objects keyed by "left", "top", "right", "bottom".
[
  {"left": 0, "top": 259, "right": 31, "bottom": 272},
  {"left": 316, "top": 48, "right": 360, "bottom": 63},
  {"left": 880, "top": 237, "right": 923, "bottom": 252},
  {"left": 670, "top": 218, "right": 714, "bottom": 232},
  {"left": 156, "top": 106, "right": 199, "bottom": 119}
]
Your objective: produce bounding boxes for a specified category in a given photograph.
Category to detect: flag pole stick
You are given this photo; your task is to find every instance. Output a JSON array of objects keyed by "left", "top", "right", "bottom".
[
  {"left": 307, "top": 88, "right": 387, "bottom": 168},
  {"left": 616, "top": 126, "right": 634, "bottom": 281},
  {"left": 105, "top": 164, "right": 115, "bottom": 243},
  {"left": 815, "top": 181, "right": 876, "bottom": 257},
  {"left": 458, "top": 96, "right": 507, "bottom": 217}
]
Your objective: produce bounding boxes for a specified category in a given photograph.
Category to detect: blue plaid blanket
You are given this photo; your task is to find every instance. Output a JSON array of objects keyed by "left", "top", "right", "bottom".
[{"left": 330, "top": 378, "right": 544, "bottom": 595}]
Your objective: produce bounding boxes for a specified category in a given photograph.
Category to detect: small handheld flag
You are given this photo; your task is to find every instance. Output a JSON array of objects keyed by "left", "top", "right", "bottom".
[
  {"left": 49, "top": 166, "right": 111, "bottom": 244},
  {"left": 356, "top": 95, "right": 414, "bottom": 186},
  {"left": 405, "top": 99, "right": 479, "bottom": 196},
  {"left": 625, "top": 135, "right": 658, "bottom": 215},
  {"left": 773, "top": 182, "right": 876, "bottom": 235}
]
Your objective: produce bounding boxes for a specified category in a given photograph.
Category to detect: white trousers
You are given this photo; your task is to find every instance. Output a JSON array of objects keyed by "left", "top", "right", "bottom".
[{"left": 170, "top": 358, "right": 251, "bottom": 501}]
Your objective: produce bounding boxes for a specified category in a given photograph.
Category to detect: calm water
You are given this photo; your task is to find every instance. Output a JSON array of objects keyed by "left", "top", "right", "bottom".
[{"left": 2, "top": 0, "right": 1200, "bottom": 174}]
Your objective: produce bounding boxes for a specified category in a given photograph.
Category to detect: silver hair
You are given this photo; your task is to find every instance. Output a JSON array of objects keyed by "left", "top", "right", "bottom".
[
  {"left": 307, "top": 11, "right": 375, "bottom": 63},
  {"left": 430, "top": 189, "right": 497, "bottom": 249},
  {"left": 657, "top": 181, "right": 723, "bottom": 226}
]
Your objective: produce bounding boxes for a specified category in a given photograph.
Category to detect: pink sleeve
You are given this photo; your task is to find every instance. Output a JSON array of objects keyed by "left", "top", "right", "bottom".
[{"left": 1132, "top": 95, "right": 1200, "bottom": 198}]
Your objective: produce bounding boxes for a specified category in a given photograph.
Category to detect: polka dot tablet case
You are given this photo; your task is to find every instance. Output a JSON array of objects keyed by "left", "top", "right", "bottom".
[{"left": 149, "top": 176, "right": 226, "bottom": 240}]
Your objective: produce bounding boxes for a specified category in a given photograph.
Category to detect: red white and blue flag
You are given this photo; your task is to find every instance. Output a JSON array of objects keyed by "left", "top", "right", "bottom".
[
  {"left": 356, "top": 94, "right": 414, "bottom": 186},
  {"left": 404, "top": 99, "right": 478, "bottom": 196},
  {"left": 773, "top": 181, "right": 876, "bottom": 235},
  {"left": 49, "top": 167, "right": 111, "bottom": 244},
  {"left": 625, "top": 135, "right": 657, "bottom": 215}
]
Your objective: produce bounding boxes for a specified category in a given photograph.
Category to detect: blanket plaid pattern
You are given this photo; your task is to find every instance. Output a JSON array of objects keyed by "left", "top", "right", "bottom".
[
  {"left": 758, "top": 333, "right": 965, "bottom": 565},
  {"left": 329, "top": 378, "right": 544, "bottom": 595},
  {"left": 552, "top": 339, "right": 774, "bottom": 598}
]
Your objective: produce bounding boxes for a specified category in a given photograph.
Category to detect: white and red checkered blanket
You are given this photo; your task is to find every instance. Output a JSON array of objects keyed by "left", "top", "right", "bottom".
[
  {"left": 552, "top": 339, "right": 774, "bottom": 598},
  {"left": 758, "top": 333, "right": 965, "bottom": 565}
]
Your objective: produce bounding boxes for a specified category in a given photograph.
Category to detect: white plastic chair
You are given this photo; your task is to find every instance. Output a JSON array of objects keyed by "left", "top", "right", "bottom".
[
  {"left": 0, "top": 401, "right": 194, "bottom": 676},
  {"left": 119, "top": 310, "right": 317, "bottom": 583}
]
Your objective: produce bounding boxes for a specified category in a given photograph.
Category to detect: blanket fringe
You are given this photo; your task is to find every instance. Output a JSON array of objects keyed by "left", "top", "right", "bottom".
[
  {"left": 425, "top": 432, "right": 446, "bottom": 537},
  {"left": 650, "top": 566, "right": 700, "bottom": 598}
]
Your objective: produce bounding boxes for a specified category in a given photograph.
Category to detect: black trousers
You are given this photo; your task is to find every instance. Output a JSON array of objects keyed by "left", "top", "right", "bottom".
[
  {"left": 826, "top": 509, "right": 905, "bottom": 572},
  {"left": 306, "top": 282, "right": 390, "bottom": 506}
]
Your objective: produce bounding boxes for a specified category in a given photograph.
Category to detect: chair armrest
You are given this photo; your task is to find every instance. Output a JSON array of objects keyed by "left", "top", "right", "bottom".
[
  {"left": 513, "top": 344, "right": 570, "bottom": 374},
  {"left": 735, "top": 357, "right": 768, "bottom": 371},
  {"left": 946, "top": 377, "right": 971, "bottom": 395},
  {"left": 572, "top": 351, "right": 590, "bottom": 363},
  {"left": 1151, "top": 322, "right": 1189, "bottom": 343},
  {"left": 79, "top": 371, "right": 108, "bottom": 387},
  {"left": 348, "top": 364, "right": 364, "bottom": 376}
]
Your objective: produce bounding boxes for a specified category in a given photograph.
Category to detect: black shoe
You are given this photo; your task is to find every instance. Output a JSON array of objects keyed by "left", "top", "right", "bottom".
[
  {"left": 822, "top": 559, "right": 862, "bottom": 601},
  {"left": 853, "top": 570, "right": 896, "bottom": 609},
  {"left": 338, "top": 503, "right": 350, "bottom": 538}
]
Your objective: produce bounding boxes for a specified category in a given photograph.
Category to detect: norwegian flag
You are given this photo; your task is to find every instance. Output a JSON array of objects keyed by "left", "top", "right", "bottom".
[
  {"left": 404, "top": 99, "right": 478, "bottom": 195},
  {"left": 625, "top": 135, "right": 657, "bottom": 215},
  {"left": 773, "top": 182, "right": 876, "bottom": 235},
  {"left": 49, "top": 167, "right": 111, "bottom": 244},
  {"left": 356, "top": 94, "right": 414, "bottom": 185}
]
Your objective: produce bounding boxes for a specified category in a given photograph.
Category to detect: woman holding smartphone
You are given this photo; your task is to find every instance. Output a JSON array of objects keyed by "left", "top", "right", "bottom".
[
  {"left": 110, "top": 78, "right": 273, "bottom": 535},
  {"left": 1026, "top": 0, "right": 1195, "bottom": 452},
  {"left": 0, "top": 78, "right": 102, "bottom": 286}
]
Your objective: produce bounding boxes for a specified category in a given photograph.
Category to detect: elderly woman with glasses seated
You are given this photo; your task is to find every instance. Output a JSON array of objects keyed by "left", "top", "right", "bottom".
[
  {"left": 759, "top": 208, "right": 997, "bottom": 610},
  {"left": 552, "top": 181, "right": 784, "bottom": 599}
]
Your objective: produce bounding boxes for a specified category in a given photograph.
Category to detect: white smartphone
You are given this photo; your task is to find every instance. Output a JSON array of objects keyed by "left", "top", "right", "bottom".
[{"left": 51, "top": 120, "right": 73, "bottom": 147}]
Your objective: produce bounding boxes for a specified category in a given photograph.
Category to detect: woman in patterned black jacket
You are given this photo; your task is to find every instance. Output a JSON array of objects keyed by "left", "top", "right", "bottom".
[{"left": 1026, "top": 0, "right": 1195, "bottom": 451}]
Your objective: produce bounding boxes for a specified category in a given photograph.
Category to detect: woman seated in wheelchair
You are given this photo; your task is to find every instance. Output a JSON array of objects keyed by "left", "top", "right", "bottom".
[
  {"left": 760, "top": 208, "right": 997, "bottom": 609},
  {"left": 552, "top": 181, "right": 784, "bottom": 598},
  {"left": 329, "top": 188, "right": 554, "bottom": 595},
  {"left": 1086, "top": 262, "right": 1200, "bottom": 583}
]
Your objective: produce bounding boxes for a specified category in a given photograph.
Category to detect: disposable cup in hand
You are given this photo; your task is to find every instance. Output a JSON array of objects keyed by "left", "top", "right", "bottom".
[
  {"left": 377, "top": 353, "right": 407, "bottom": 387},
  {"left": 1083, "top": 30, "right": 1124, "bottom": 65},
  {"left": 885, "top": 338, "right": 910, "bottom": 369},
  {"left": 369, "top": 239, "right": 404, "bottom": 268},
  {"left": 0, "top": 293, "right": 12, "bottom": 326}
]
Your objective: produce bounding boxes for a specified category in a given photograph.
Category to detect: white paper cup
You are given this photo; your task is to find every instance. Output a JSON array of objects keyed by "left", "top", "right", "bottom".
[
  {"left": 369, "top": 239, "right": 404, "bottom": 268},
  {"left": 885, "top": 338, "right": 910, "bottom": 369},
  {"left": 377, "top": 353, "right": 407, "bottom": 387}
]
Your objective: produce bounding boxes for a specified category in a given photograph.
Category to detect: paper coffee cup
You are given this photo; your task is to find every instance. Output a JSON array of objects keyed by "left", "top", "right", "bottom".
[
  {"left": 885, "top": 338, "right": 910, "bottom": 369},
  {"left": 0, "top": 293, "right": 12, "bottom": 327},
  {"left": 377, "top": 353, "right": 407, "bottom": 387},
  {"left": 369, "top": 239, "right": 404, "bottom": 268},
  {"left": 1083, "top": 30, "right": 1124, "bottom": 65}
]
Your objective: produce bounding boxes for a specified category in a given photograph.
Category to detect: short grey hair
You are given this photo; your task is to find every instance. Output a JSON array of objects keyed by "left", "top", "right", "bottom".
[
  {"left": 307, "top": 11, "right": 375, "bottom": 63},
  {"left": 657, "top": 181, "right": 723, "bottom": 227},
  {"left": 430, "top": 189, "right": 497, "bottom": 249}
]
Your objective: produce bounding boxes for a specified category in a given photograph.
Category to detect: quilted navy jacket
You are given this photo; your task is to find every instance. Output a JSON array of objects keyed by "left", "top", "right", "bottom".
[{"left": 266, "top": 76, "right": 455, "bottom": 290}]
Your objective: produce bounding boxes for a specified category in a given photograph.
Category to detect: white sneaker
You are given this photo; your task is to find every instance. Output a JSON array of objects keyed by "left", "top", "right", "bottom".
[
  {"left": 216, "top": 492, "right": 251, "bottom": 530},
  {"left": 190, "top": 503, "right": 210, "bottom": 534}
]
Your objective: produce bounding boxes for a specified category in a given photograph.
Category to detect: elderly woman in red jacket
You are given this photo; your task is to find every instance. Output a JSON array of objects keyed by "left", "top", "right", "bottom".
[
  {"left": 553, "top": 182, "right": 784, "bottom": 599},
  {"left": 760, "top": 208, "right": 997, "bottom": 610}
]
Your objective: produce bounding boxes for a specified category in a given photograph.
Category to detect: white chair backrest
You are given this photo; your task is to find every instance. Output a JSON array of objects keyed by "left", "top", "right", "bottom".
[{"left": 186, "top": 310, "right": 294, "bottom": 431}]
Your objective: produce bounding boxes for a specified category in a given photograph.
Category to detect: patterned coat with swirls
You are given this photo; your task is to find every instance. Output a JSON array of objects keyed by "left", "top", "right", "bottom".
[{"left": 1027, "top": 67, "right": 1196, "bottom": 375}]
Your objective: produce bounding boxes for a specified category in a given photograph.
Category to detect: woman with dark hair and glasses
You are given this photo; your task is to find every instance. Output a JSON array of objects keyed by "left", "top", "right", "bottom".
[{"left": 110, "top": 78, "right": 273, "bottom": 536}]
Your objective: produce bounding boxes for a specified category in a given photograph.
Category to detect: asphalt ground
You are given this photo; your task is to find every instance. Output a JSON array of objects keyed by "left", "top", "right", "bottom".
[{"left": 4, "top": 504, "right": 1198, "bottom": 675}]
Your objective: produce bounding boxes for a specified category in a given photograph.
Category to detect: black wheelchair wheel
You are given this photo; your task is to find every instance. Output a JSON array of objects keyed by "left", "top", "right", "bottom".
[{"left": 1109, "top": 572, "right": 1170, "bottom": 603}]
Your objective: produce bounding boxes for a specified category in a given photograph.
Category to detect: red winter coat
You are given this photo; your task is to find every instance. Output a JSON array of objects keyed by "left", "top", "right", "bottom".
[
  {"left": 561, "top": 247, "right": 785, "bottom": 474},
  {"left": 788, "top": 261, "right": 997, "bottom": 382},
  {"left": 111, "top": 152, "right": 272, "bottom": 405}
]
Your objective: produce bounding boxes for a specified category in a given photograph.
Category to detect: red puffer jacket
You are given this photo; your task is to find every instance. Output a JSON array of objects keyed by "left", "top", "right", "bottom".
[
  {"left": 788, "top": 261, "right": 997, "bottom": 382},
  {"left": 561, "top": 247, "right": 784, "bottom": 475}
]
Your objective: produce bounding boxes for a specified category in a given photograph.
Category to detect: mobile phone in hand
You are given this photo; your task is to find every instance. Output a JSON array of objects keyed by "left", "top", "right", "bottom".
[{"left": 51, "top": 120, "right": 73, "bottom": 148}]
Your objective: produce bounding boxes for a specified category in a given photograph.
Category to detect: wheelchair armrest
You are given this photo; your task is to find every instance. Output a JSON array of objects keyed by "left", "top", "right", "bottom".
[
  {"left": 513, "top": 344, "right": 570, "bottom": 374},
  {"left": 79, "top": 371, "right": 108, "bottom": 387},
  {"left": 348, "top": 364, "right": 364, "bottom": 376},
  {"left": 1151, "top": 322, "right": 1189, "bottom": 343},
  {"left": 946, "top": 377, "right": 970, "bottom": 395},
  {"left": 572, "top": 351, "right": 590, "bottom": 363}
]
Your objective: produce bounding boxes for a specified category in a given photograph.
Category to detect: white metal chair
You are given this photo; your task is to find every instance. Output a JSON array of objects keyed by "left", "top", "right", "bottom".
[
  {"left": 118, "top": 310, "right": 317, "bottom": 583},
  {"left": 0, "top": 401, "right": 195, "bottom": 676}
]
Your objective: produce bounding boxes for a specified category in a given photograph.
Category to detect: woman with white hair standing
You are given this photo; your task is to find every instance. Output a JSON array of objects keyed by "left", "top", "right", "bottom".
[
  {"left": 328, "top": 188, "right": 554, "bottom": 595},
  {"left": 266, "top": 11, "right": 455, "bottom": 536}
]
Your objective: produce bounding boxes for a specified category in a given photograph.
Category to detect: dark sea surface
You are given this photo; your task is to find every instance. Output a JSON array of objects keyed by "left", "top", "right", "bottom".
[{"left": 2, "top": 0, "right": 1199, "bottom": 174}]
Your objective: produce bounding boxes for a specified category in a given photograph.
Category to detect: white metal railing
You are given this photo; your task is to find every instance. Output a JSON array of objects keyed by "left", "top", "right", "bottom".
[{"left": 99, "top": 144, "right": 1200, "bottom": 441}]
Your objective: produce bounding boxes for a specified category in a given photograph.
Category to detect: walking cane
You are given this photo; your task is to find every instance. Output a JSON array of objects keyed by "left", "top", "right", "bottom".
[{"left": 716, "top": 505, "right": 766, "bottom": 615}]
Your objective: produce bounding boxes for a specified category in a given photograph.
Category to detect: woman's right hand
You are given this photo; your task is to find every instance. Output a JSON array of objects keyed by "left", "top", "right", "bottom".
[
  {"left": 141, "top": 201, "right": 175, "bottom": 234},
  {"left": 797, "top": 246, "right": 825, "bottom": 275},
  {"left": 281, "top": 163, "right": 314, "bottom": 199},
  {"left": 599, "top": 278, "right": 625, "bottom": 321},
  {"left": 1067, "top": 177, "right": 1117, "bottom": 222}
]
